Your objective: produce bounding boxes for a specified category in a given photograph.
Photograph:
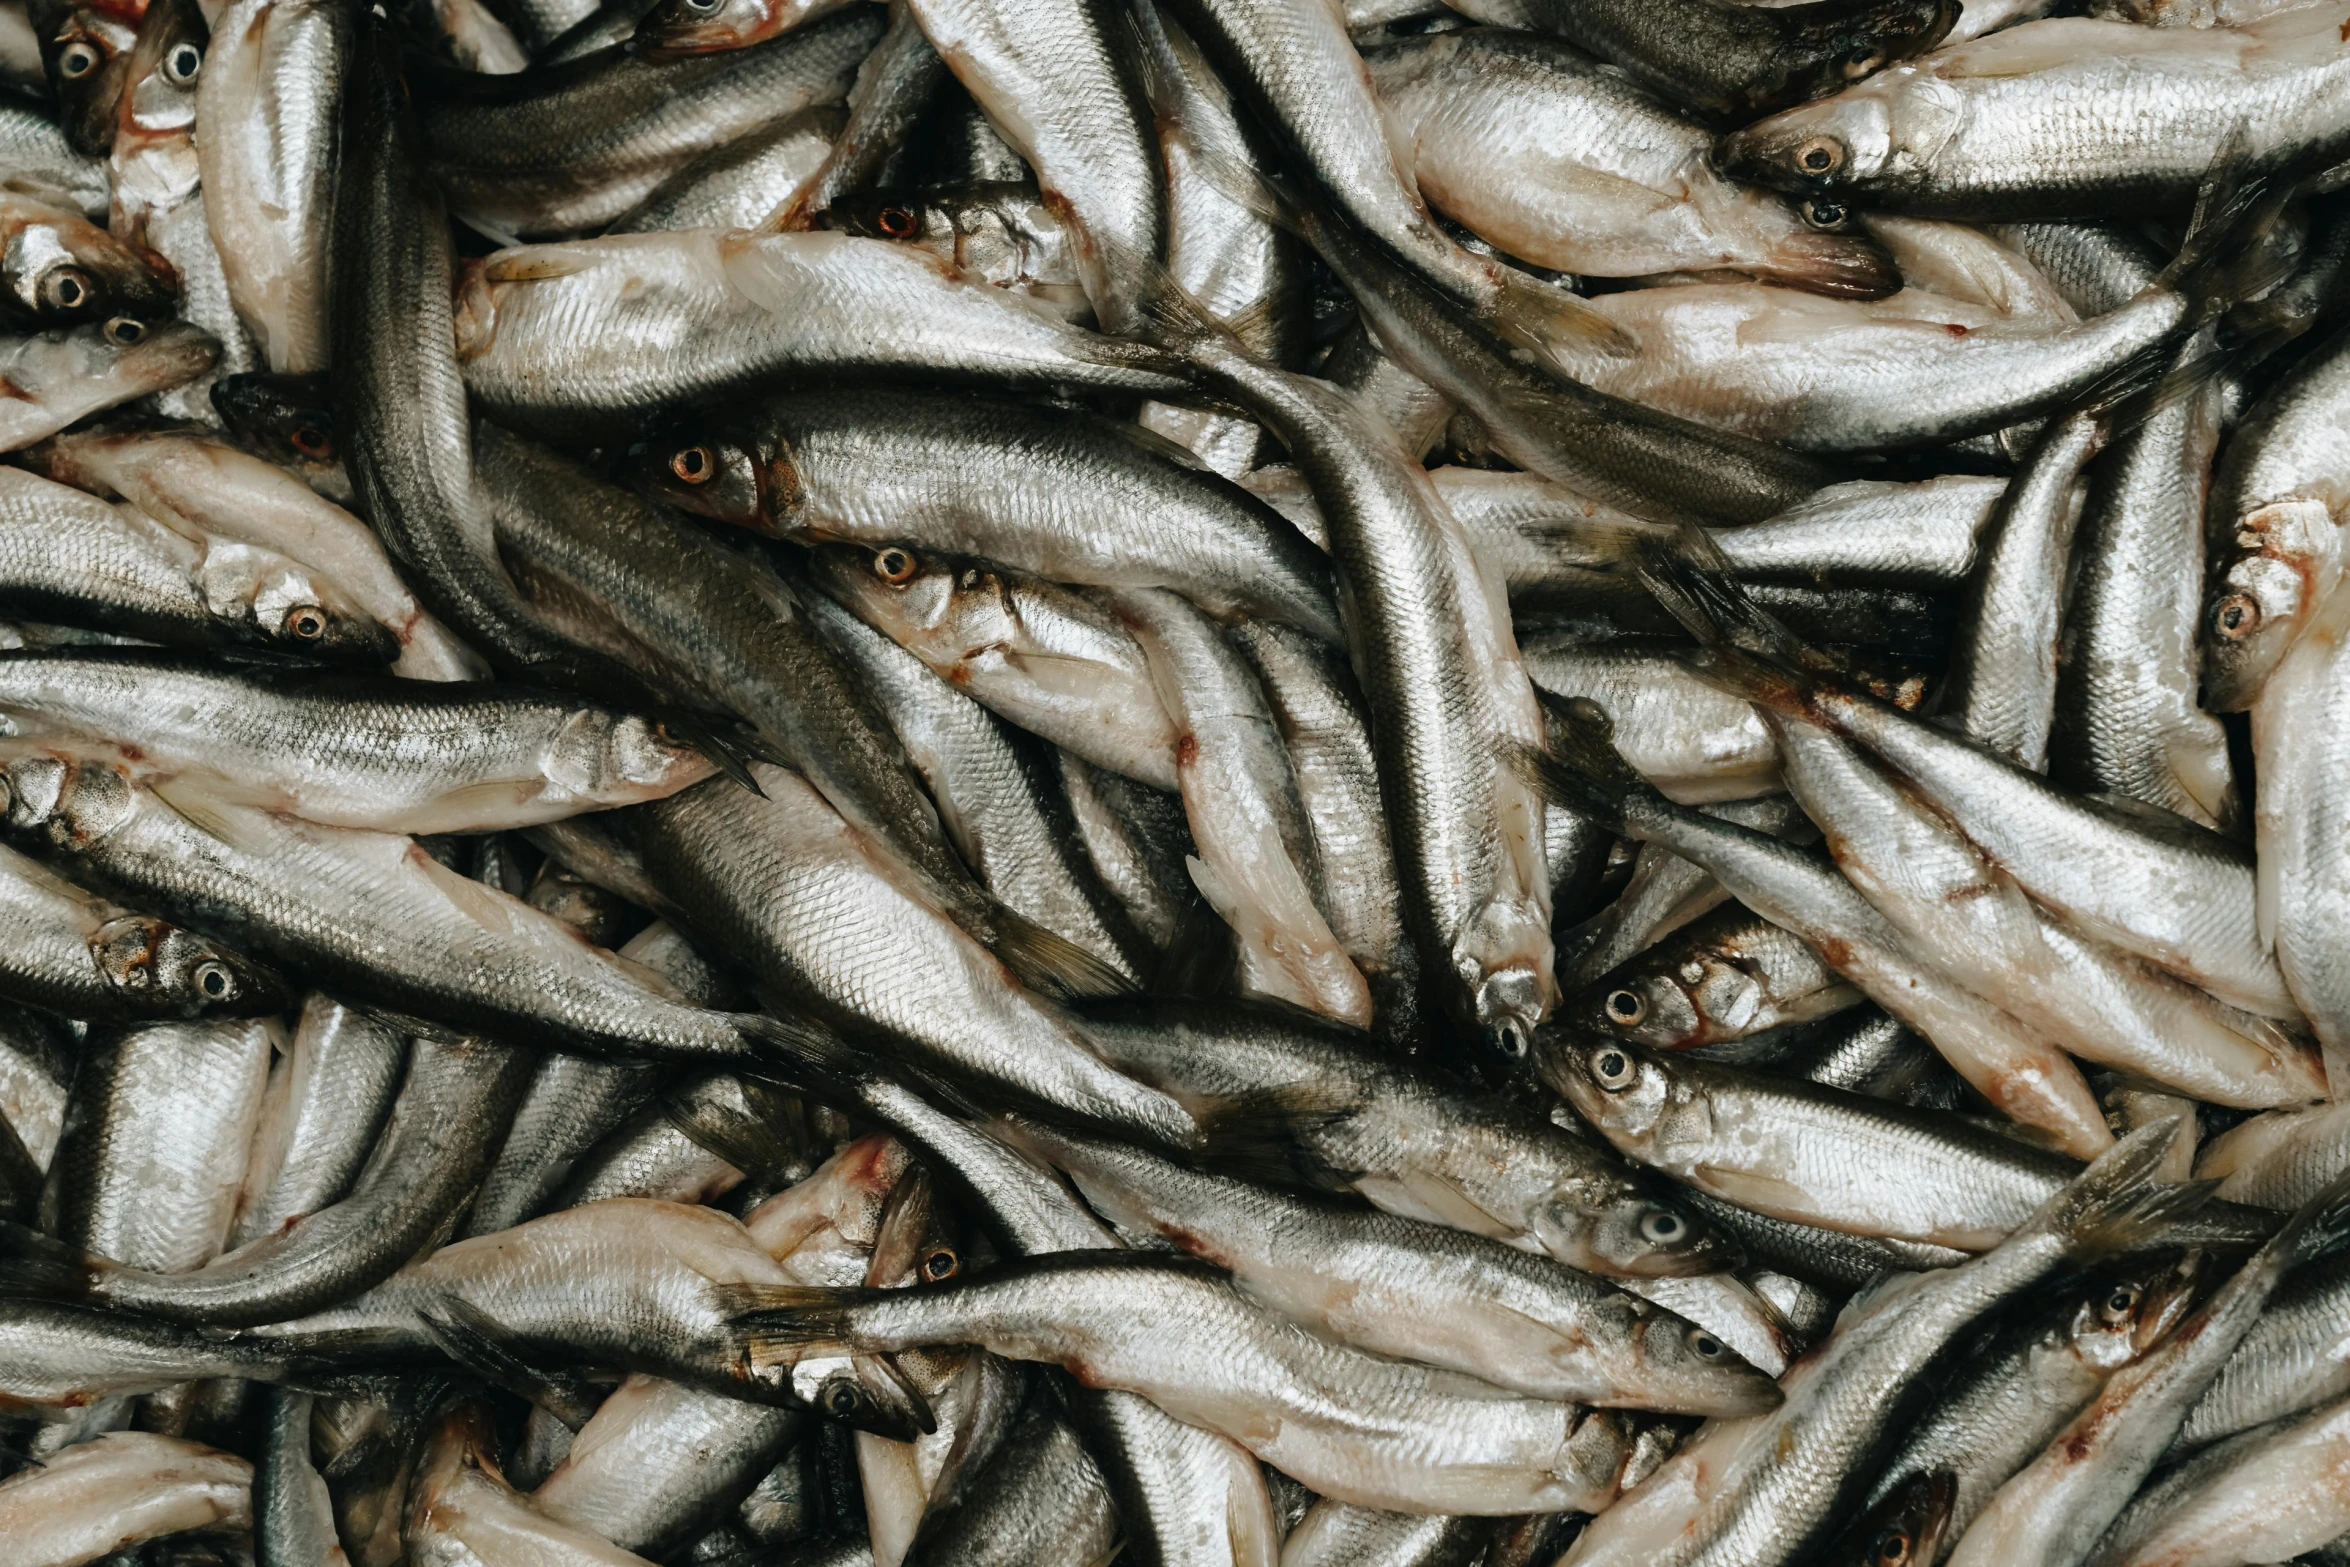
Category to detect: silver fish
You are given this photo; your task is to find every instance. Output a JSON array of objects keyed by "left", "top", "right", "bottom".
[
  {"left": 609, "top": 103, "right": 839, "bottom": 233},
  {"left": 2172, "top": 1248, "right": 2350, "bottom": 1452},
  {"left": 229, "top": 996, "right": 409, "bottom": 1250},
  {"left": 0, "top": 1430, "right": 251, "bottom": 1554},
  {"left": 1562, "top": 902, "right": 1862, "bottom": 1052},
  {"left": 740, "top": 1250, "right": 1643, "bottom": 1516}
]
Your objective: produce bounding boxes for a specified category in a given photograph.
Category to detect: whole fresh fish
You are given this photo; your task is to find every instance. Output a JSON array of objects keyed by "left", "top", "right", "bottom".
[
  {"left": 415, "top": 6, "right": 881, "bottom": 237},
  {"left": 740, "top": 1250, "right": 1642, "bottom": 1516},
  {"left": 1718, "top": 8, "right": 2350, "bottom": 217},
  {"left": 1545, "top": 1038, "right": 2267, "bottom": 1249},
  {"left": 0, "top": 746, "right": 792, "bottom": 1061},
  {"left": 642, "top": 386, "right": 1341, "bottom": 642},
  {"left": 1863, "top": 1256, "right": 2201, "bottom": 1554},
  {"left": 0, "top": 314, "right": 215, "bottom": 448},
  {"left": 453, "top": 229, "right": 1196, "bottom": 441},
  {"left": 1008, "top": 1117, "right": 1782, "bottom": 1414},
  {"left": 1944, "top": 1170, "right": 2350, "bottom": 1567},
  {"left": 811, "top": 544, "right": 1180, "bottom": 792},
  {"left": 1560, "top": 1124, "right": 2205, "bottom": 1567},
  {"left": 194, "top": 0, "right": 342, "bottom": 374},
  {"left": 1364, "top": 28, "right": 1899, "bottom": 295},
  {"left": 0, "top": 647, "right": 715, "bottom": 832},
  {"left": 1077, "top": 995, "right": 1735, "bottom": 1278}
]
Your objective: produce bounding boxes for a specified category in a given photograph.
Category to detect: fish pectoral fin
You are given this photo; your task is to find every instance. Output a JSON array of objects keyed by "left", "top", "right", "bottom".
[
  {"left": 144, "top": 774, "right": 284, "bottom": 856},
  {"left": 1690, "top": 1163, "right": 1816, "bottom": 1219},
  {"left": 414, "top": 1294, "right": 600, "bottom": 1429}
]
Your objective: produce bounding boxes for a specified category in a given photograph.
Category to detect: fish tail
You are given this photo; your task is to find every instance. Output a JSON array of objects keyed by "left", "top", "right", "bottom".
[
  {"left": 2026, "top": 1119, "right": 2215, "bottom": 1264},
  {"left": 0, "top": 1220, "right": 100, "bottom": 1302},
  {"left": 2277, "top": 1163, "right": 2350, "bottom": 1270},
  {"left": 1486, "top": 263, "right": 1640, "bottom": 364},
  {"left": 994, "top": 911, "right": 1142, "bottom": 999},
  {"left": 722, "top": 1282, "right": 877, "bottom": 1368},
  {"left": 661, "top": 1074, "right": 815, "bottom": 1184},
  {"left": 734, "top": 1011, "right": 882, "bottom": 1092},
  {"left": 1511, "top": 692, "right": 1661, "bottom": 835}
]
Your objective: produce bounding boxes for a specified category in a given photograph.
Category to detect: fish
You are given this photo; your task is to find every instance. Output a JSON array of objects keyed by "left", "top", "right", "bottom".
[
  {"left": 1560, "top": 902, "right": 1863, "bottom": 1051},
  {"left": 414, "top": 6, "right": 882, "bottom": 238},
  {"left": 609, "top": 103, "right": 841, "bottom": 233},
  {"left": 0, "top": 1430, "right": 252, "bottom": 1557},
  {"left": 1717, "top": 8, "right": 2350, "bottom": 217},
  {"left": 641, "top": 386, "right": 1342, "bottom": 643},
  {"left": 229, "top": 995, "right": 409, "bottom": 1250},
  {"left": 1944, "top": 1170, "right": 2350, "bottom": 1567},
  {"left": 1007, "top": 1116, "right": 1782, "bottom": 1414},
  {"left": 1076, "top": 994, "right": 1737, "bottom": 1278},
  {"left": 1364, "top": 29, "right": 1900, "bottom": 296},
  {"left": 0, "top": 187, "right": 172, "bottom": 326},
  {"left": 0, "top": 647, "right": 716, "bottom": 832}
]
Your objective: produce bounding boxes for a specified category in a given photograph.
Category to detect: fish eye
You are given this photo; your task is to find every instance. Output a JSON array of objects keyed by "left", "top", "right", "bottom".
[
  {"left": 1795, "top": 136, "right": 1846, "bottom": 175},
  {"left": 1603, "top": 988, "right": 1647, "bottom": 1026},
  {"left": 1842, "top": 47, "right": 1883, "bottom": 79},
  {"left": 876, "top": 205, "right": 919, "bottom": 240},
  {"left": 102, "top": 315, "right": 145, "bottom": 345},
  {"left": 289, "top": 424, "right": 331, "bottom": 459},
  {"left": 282, "top": 605, "right": 328, "bottom": 642},
  {"left": 1590, "top": 1047, "right": 1638, "bottom": 1090},
  {"left": 193, "top": 959, "right": 233, "bottom": 1000},
  {"left": 1876, "top": 1529, "right": 1913, "bottom": 1566},
  {"left": 41, "top": 266, "right": 91, "bottom": 311},
  {"left": 683, "top": 0, "right": 723, "bottom": 11},
  {"left": 872, "top": 547, "right": 919, "bottom": 584},
  {"left": 57, "top": 40, "right": 101, "bottom": 79},
  {"left": 2212, "top": 593, "right": 2259, "bottom": 639},
  {"left": 1800, "top": 197, "right": 1849, "bottom": 231},
  {"left": 1687, "top": 1329, "right": 1724, "bottom": 1360},
  {"left": 163, "top": 40, "right": 202, "bottom": 83},
  {"left": 1492, "top": 1020, "right": 1528, "bottom": 1059},
  {"left": 670, "top": 445, "right": 715, "bottom": 484},
  {"left": 922, "top": 1246, "right": 959, "bottom": 1282},
  {"left": 2099, "top": 1284, "right": 2142, "bottom": 1325},
  {"left": 1639, "top": 1208, "right": 1687, "bottom": 1243},
  {"left": 820, "top": 1378, "right": 865, "bottom": 1418}
]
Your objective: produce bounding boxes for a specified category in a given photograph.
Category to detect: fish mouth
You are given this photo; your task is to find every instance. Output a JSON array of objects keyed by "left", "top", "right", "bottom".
[{"left": 1756, "top": 229, "right": 1903, "bottom": 300}]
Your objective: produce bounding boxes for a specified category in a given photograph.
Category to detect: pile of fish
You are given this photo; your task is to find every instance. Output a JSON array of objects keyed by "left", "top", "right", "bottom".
[{"left": 3, "top": 0, "right": 2350, "bottom": 1559}]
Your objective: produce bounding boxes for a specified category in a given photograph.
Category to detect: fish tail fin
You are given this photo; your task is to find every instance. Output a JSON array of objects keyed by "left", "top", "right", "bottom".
[
  {"left": 1634, "top": 533, "right": 1804, "bottom": 661},
  {"left": 2277, "top": 1164, "right": 2350, "bottom": 1269},
  {"left": 721, "top": 1283, "right": 878, "bottom": 1370},
  {"left": 0, "top": 1221, "right": 99, "bottom": 1302},
  {"left": 995, "top": 911, "right": 1142, "bottom": 999},
  {"left": 661, "top": 1074, "right": 815, "bottom": 1183},
  {"left": 734, "top": 1012, "right": 881, "bottom": 1092},
  {"left": 415, "top": 1295, "right": 600, "bottom": 1428},
  {"left": 1486, "top": 264, "right": 1640, "bottom": 364},
  {"left": 2161, "top": 123, "right": 2303, "bottom": 326},
  {"left": 1511, "top": 693, "right": 1662, "bottom": 836},
  {"left": 2028, "top": 1119, "right": 2216, "bottom": 1264}
]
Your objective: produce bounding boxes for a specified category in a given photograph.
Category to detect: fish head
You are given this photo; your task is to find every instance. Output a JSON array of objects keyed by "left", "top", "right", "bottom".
[
  {"left": 1475, "top": 963, "right": 1551, "bottom": 1067},
  {"left": 809, "top": 541, "right": 971, "bottom": 650},
  {"left": 642, "top": 426, "right": 768, "bottom": 530},
  {"left": 1623, "top": 1296, "right": 1785, "bottom": 1416},
  {"left": 1568, "top": 966, "right": 1708, "bottom": 1050},
  {"left": 1715, "top": 68, "right": 1957, "bottom": 204},
  {"left": 33, "top": 314, "right": 218, "bottom": 408},
  {"left": 547, "top": 709, "right": 720, "bottom": 800},
  {"left": 2067, "top": 1249, "right": 2204, "bottom": 1373},
  {"left": 115, "top": 0, "right": 205, "bottom": 145},
  {"left": 1553, "top": 1183, "right": 1743, "bottom": 1278},
  {"left": 2201, "top": 498, "right": 2342, "bottom": 712},
  {"left": 789, "top": 1351, "right": 935, "bottom": 1441},
  {"left": 210, "top": 370, "right": 340, "bottom": 471},
  {"left": 633, "top": 0, "right": 784, "bottom": 58},
  {"left": 0, "top": 201, "right": 179, "bottom": 329},
  {"left": 1741, "top": 0, "right": 1957, "bottom": 117},
  {"left": 92, "top": 914, "right": 289, "bottom": 1016},
  {"left": 1823, "top": 1469, "right": 1955, "bottom": 1567},
  {"left": 42, "top": 6, "right": 140, "bottom": 156},
  {"left": 1542, "top": 1035, "right": 1677, "bottom": 1143},
  {"left": 197, "top": 543, "right": 398, "bottom": 665}
]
